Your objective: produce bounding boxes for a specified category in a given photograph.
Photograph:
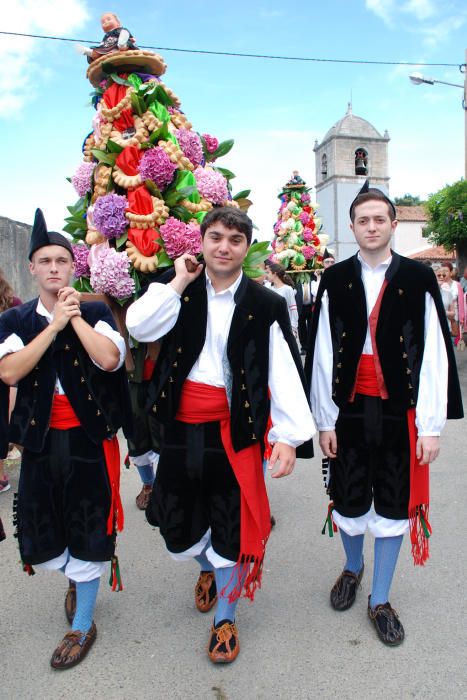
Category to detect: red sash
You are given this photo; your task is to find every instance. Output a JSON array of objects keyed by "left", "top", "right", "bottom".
[
  {"left": 407, "top": 408, "right": 431, "bottom": 565},
  {"left": 354, "top": 355, "right": 381, "bottom": 397},
  {"left": 176, "top": 380, "right": 271, "bottom": 601},
  {"left": 49, "top": 395, "right": 124, "bottom": 536}
]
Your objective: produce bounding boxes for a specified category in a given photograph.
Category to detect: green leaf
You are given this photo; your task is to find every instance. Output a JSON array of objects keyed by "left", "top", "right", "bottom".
[
  {"left": 213, "top": 166, "right": 236, "bottom": 181},
  {"left": 233, "top": 189, "right": 251, "bottom": 201},
  {"left": 66, "top": 176, "right": 71, "bottom": 183},
  {"left": 154, "top": 85, "right": 174, "bottom": 107},
  {"left": 156, "top": 251, "right": 173, "bottom": 268},
  {"left": 91, "top": 149, "right": 118, "bottom": 166},
  {"left": 130, "top": 92, "right": 146, "bottom": 117},
  {"left": 106, "top": 139, "right": 124, "bottom": 154},
  {"left": 73, "top": 276, "right": 93, "bottom": 293},
  {"left": 169, "top": 205, "right": 192, "bottom": 223},
  {"left": 116, "top": 232, "right": 128, "bottom": 250},
  {"left": 109, "top": 72, "right": 132, "bottom": 86},
  {"left": 144, "top": 180, "right": 163, "bottom": 198},
  {"left": 211, "top": 139, "right": 234, "bottom": 160}
]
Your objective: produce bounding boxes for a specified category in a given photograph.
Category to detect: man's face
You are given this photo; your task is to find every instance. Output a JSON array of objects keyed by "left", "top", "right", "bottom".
[
  {"left": 350, "top": 200, "right": 397, "bottom": 256},
  {"left": 323, "top": 257, "right": 335, "bottom": 269},
  {"left": 441, "top": 266, "right": 452, "bottom": 281},
  {"left": 30, "top": 245, "right": 74, "bottom": 294},
  {"left": 201, "top": 222, "right": 249, "bottom": 279}
]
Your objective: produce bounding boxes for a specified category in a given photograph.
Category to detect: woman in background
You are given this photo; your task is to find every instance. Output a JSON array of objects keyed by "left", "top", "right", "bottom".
[
  {"left": 0, "top": 268, "right": 22, "bottom": 494},
  {"left": 267, "top": 263, "right": 299, "bottom": 339}
]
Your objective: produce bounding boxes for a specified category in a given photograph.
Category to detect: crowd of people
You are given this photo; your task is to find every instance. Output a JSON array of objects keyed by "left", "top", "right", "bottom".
[{"left": 0, "top": 184, "right": 463, "bottom": 670}]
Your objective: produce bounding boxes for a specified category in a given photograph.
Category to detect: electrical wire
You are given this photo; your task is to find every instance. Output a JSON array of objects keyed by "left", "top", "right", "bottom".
[{"left": 0, "top": 30, "right": 463, "bottom": 68}]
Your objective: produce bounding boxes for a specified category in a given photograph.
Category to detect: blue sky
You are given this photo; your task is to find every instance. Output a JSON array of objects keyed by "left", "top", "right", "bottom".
[{"left": 1, "top": 0, "right": 466, "bottom": 242}]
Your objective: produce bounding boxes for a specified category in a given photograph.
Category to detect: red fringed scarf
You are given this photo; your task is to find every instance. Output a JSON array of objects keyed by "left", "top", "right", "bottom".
[
  {"left": 176, "top": 380, "right": 271, "bottom": 602},
  {"left": 407, "top": 408, "right": 431, "bottom": 565},
  {"left": 49, "top": 395, "right": 124, "bottom": 536}
]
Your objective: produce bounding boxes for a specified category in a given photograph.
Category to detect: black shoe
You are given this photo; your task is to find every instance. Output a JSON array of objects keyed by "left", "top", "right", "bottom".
[
  {"left": 330, "top": 564, "right": 364, "bottom": 611},
  {"left": 367, "top": 596, "right": 405, "bottom": 646},
  {"left": 270, "top": 515, "right": 276, "bottom": 529}
]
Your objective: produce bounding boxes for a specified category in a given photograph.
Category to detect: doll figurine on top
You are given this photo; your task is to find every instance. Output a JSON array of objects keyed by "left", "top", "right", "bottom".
[
  {"left": 287, "top": 170, "right": 305, "bottom": 186},
  {"left": 76, "top": 12, "right": 138, "bottom": 63}
]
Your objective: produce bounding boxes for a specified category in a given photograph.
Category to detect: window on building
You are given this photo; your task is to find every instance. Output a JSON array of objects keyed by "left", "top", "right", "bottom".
[
  {"left": 321, "top": 154, "right": 328, "bottom": 179},
  {"left": 355, "top": 149, "right": 368, "bottom": 175}
]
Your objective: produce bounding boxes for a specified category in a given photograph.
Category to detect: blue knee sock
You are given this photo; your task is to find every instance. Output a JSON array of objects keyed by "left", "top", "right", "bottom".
[
  {"left": 194, "top": 550, "right": 212, "bottom": 572},
  {"left": 136, "top": 463, "right": 154, "bottom": 486},
  {"left": 214, "top": 565, "right": 248, "bottom": 625},
  {"left": 72, "top": 577, "right": 100, "bottom": 633},
  {"left": 370, "top": 535, "right": 403, "bottom": 608},
  {"left": 339, "top": 530, "right": 364, "bottom": 574}
]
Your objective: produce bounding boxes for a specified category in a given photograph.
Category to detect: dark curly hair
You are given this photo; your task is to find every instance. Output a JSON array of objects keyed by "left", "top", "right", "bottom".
[{"left": 0, "top": 268, "right": 14, "bottom": 313}]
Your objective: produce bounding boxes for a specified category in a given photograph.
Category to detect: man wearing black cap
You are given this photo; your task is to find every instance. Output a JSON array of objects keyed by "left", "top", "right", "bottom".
[
  {"left": 306, "top": 182, "right": 463, "bottom": 645},
  {"left": 0, "top": 210, "right": 131, "bottom": 669}
]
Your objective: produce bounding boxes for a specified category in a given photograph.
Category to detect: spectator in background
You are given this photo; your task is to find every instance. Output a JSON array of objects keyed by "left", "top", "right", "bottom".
[
  {"left": 268, "top": 263, "right": 299, "bottom": 339},
  {"left": 0, "top": 268, "right": 22, "bottom": 494}
]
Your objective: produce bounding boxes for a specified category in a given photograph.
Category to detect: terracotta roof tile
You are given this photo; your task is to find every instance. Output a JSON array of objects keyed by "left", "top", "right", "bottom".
[
  {"left": 395, "top": 205, "right": 428, "bottom": 221},
  {"left": 408, "top": 245, "right": 455, "bottom": 261}
]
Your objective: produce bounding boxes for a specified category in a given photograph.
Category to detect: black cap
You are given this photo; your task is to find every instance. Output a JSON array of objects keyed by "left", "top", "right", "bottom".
[
  {"left": 349, "top": 179, "right": 396, "bottom": 219},
  {"left": 29, "top": 209, "right": 74, "bottom": 261}
]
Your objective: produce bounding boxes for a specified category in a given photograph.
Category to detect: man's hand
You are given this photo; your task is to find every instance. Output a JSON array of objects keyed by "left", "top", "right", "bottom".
[
  {"left": 57, "top": 287, "right": 81, "bottom": 305},
  {"left": 51, "top": 292, "right": 81, "bottom": 332},
  {"left": 416, "top": 436, "right": 440, "bottom": 464},
  {"left": 319, "top": 430, "right": 337, "bottom": 458},
  {"left": 170, "top": 254, "right": 204, "bottom": 296},
  {"left": 268, "top": 442, "right": 296, "bottom": 478}
]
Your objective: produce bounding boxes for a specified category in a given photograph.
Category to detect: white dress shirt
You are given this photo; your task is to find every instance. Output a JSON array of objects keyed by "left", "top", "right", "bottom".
[{"left": 126, "top": 273, "right": 316, "bottom": 447}]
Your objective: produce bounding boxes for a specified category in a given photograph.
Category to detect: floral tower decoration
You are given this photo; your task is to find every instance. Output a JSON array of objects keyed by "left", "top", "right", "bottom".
[
  {"left": 65, "top": 23, "right": 266, "bottom": 304},
  {"left": 270, "top": 172, "right": 329, "bottom": 282}
]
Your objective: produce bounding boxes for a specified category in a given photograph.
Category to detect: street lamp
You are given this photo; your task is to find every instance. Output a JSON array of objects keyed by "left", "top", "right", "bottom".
[{"left": 409, "top": 50, "right": 467, "bottom": 179}]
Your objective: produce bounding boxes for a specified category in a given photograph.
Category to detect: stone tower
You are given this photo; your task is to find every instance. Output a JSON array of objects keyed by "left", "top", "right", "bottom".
[{"left": 313, "top": 104, "right": 390, "bottom": 260}]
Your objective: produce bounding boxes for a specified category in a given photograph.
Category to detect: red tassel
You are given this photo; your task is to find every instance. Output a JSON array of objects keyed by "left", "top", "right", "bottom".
[
  {"left": 109, "top": 556, "right": 124, "bottom": 592},
  {"left": 23, "top": 563, "right": 35, "bottom": 576},
  {"left": 409, "top": 505, "right": 431, "bottom": 566}
]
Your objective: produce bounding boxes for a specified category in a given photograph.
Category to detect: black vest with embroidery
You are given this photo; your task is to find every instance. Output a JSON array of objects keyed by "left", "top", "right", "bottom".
[
  {"left": 0, "top": 299, "right": 133, "bottom": 452},
  {"left": 307, "top": 253, "right": 463, "bottom": 418},
  {"left": 146, "top": 272, "right": 313, "bottom": 454}
]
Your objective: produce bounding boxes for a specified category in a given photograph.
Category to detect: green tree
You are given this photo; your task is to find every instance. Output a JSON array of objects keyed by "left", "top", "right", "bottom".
[
  {"left": 425, "top": 179, "right": 467, "bottom": 272},
  {"left": 394, "top": 193, "right": 421, "bottom": 206}
]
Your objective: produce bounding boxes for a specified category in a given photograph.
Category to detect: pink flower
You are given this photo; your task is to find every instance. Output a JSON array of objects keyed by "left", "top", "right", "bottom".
[
  {"left": 299, "top": 211, "right": 310, "bottom": 225},
  {"left": 72, "top": 161, "right": 96, "bottom": 197},
  {"left": 302, "top": 230, "right": 314, "bottom": 242},
  {"left": 90, "top": 246, "right": 135, "bottom": 299},
  {"left": 159, "top": 217, "right": 202, "bottom": 259},
  {"left": 302, "top": 245, "right": 316, "bottom": 261},
  {"left": 72, "top": 244, "right": 90, "bottom": 277},
  {"left": 202, "top": 134, "right": 219, "bottom": 154},
  {"left": 139, "top": 147, "right": 177, "bottom": 190},
  {"left": 194, "top": 167, "right": 228, "bottom": 204},
  {"left": 176, "top": 129, "right": 203, "bottom": 167}
]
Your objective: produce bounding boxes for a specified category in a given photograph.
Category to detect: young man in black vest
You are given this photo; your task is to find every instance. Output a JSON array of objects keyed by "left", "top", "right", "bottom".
[
  {"left": 126, "top": 206, "right": 315, "bottom": 663},
  {"left": 0, "top": 210, "right": 131, "bottom": 669},
  {"left": 307, "top": 182, "right": 463, "bottom": 645}
]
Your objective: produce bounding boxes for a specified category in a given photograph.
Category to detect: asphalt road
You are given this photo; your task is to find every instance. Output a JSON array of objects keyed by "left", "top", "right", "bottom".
[{"left": 1, "top": 350, "right": 467, "bottom": 699}]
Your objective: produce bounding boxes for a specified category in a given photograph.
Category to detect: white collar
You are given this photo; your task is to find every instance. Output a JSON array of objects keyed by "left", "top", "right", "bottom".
[
  {"left": 205, "top": 270, "right": 243, "bottom": 298},
  {"left": 357, "top": 251, "right": 392, "bottom": 273},
  {"left": 36, "top": 298, "right": 54, "bottom": 322}
]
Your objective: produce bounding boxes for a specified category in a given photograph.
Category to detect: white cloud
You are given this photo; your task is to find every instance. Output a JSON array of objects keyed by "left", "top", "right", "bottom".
[
  {"left": 0, "top": 0, "right": 90, "bottom": 117},
  {"left": 365, "top": 0, "right": 466, "bottom": 46},
  {"left": 402, "top": 0, "right": 437, "bottom": 21}
]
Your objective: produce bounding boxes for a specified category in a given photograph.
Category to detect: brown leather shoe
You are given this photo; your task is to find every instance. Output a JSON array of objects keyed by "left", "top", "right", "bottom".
[
  {"left": 207, "top": 620, "right": 240, "bottom": 663},
  {"left": 368, "top": 597, "right": 405, "bottom": 646},
  {"left": 50, "top": 622, "right": 97, "bottom": 670},
  {"left": 135, "top": 484, "right": 153, "bottom": 510},
  {"left": 195, "top": 571, "right": 217, "bottom": 612},
  {"left": 64, "top": 581, "right": 76, "bottom": 625},
  {"left": 330, "top": 564, "right": 364, "bottom": 611}
]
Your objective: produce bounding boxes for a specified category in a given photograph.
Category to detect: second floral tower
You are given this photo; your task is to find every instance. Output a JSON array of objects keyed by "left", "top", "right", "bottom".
[{"left": 270, "top": 172, "right": 329, "bottom": 281}]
